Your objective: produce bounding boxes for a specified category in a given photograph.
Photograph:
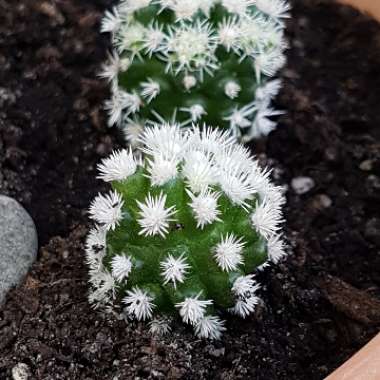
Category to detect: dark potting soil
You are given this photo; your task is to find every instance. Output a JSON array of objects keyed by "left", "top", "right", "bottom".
[{"left": 0, "top": 0, "right": 380, "bottom": 379}]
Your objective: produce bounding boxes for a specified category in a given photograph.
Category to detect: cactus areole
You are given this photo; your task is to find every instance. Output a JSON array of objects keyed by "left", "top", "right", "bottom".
[
  {"left": 86, "top": 123, "right": 287, "bottom": 339},
  {"left": 100, "top": 0, "right": 289, "bottom": 143}
]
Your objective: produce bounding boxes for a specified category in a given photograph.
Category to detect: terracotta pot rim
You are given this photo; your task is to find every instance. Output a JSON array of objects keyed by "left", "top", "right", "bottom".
[
  {"left": 338, "top": 0, "right": 380, "bottom": 21},
  {"left": 325, "top": 333, "right": 380, "bottom": 380}
]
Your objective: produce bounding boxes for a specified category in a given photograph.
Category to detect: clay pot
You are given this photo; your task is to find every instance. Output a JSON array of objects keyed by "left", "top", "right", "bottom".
[
  {"left": 325, "top": 333, "right": 380, "bottom": 380},
  {"left": 338, "top": 0, "right": 380, "bottom": 21}
]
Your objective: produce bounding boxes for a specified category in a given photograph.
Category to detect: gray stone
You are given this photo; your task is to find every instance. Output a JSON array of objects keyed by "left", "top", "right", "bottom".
[{"left": 0, "top": 195, "right": 38, "bottom": 305}]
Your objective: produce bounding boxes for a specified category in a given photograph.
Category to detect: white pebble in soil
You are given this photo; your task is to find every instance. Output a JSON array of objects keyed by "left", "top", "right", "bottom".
[
  {"left": 12, "top": 363, "right": 30, "bottom": 380},
  {"left": 0, "top": 195, "right": 38, "bottom": 305},
  {"left": 291, "top": 176, "right": 315, "bottom": 195}
]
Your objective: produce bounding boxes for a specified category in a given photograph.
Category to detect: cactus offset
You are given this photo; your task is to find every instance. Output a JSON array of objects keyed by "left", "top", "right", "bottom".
[
  {"left": 86, "top": 123, "right": 287, "bottom": 339},
  {"left": 100, "top": 0, "right": 289, "bottom": 143}
]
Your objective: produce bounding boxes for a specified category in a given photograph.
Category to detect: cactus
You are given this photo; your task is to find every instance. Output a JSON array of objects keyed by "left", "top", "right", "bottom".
[
  {"left": 100, "top": 0, "right": 289, "bottom": 143},
  {"left": 86, "top": 123, "right": 287, "bottom": 339}
]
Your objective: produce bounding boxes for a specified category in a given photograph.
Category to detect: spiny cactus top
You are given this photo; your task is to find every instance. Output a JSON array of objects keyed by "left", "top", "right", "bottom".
[
  {"left": 100, "top": 0, "right": 289, "bottom": 143},
  {"left": 86, "top": 123, "right": 287, "bottom": 339}
]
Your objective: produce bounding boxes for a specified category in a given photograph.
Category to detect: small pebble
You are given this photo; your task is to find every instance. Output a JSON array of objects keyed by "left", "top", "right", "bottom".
[
  {"left": 12, "top": 363, "right": 30, "bottom": 380},
  {"left": 359, "top": 159, "right": 373, "bottom": 171},
  {"left": 291, "top": 176, "right": 315, "bottom": 195},
  {"left": 312, "top": 194, "right": 332, "bottom": 210}
]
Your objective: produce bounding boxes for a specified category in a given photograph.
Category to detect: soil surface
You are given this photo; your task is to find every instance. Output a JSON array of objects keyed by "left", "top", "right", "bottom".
[{"left": 1, "top": 0, "right": 380, "bottom": 379}]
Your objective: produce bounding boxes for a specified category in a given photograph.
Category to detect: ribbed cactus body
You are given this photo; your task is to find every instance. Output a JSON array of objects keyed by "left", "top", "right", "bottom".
[
  {"left": 101, "top": 0, "right": 289, "bottom": 142},
  {"left": 108, "top": 172, "right": 266, "bottom": 309},
  {"left": 86, "top": 123, "right": 286, "bottom": 338}
]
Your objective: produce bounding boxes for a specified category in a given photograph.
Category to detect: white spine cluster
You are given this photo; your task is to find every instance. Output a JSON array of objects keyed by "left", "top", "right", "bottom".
[
  {"left": 255, "top": 0, "right": 291, "bottom": 19},
  {"left": 100, "top": 0, "right": 289, "bottom": 141},
  {"left": 101, "top": 7, "right": 121, "bottom": 34},
  {"left": 88, "top": 123, "right": 287, "bottom": 338},
  {"left": 231, "top": 275, "right": 261, "bottom": 317},
  {"left": 267, "top": 234, "right": 287, "bottom": 263},
  {"left": 176, "top": 292, "right": 213, "bottom": 324},
  {"left": 86, "top": 226, "right": 107, "bottom": 275},
  {"left": 89, "top": 190, "right": 124, "bottom": 231},
  {"left": 123, "top": 287, "right": 155, "bottom": 320},
  {"left": 251, "top": 198, "right": 284, "bottom": 239},
  {"left": 160, "top": 253, "right": 190, "bottom": 288},
  {"left": 194, "top": 315, "right": 226, "bottom": 339},
  {"left": 187, "top": 189, "right": 221, "bottom": 228},
  {"left": 88, "top": 271, "right": 116, "bottom": 307},
  {"left": 214, "top": 233, "right": 245, "bottom": 272},
  {"left": 137, "top": 192, "right": 177, "bottom": 237},
  {"left": 224, "top": 80, "right": 241, "bottom": 99},
  {"left": 141, "top": 79, "right": 161, "bottom": 103},
  {"left": 181, "top": 104, "right": 207, "bottom": 123},
  {"left": 111, "top": 254, "right": 133, "bottom": 282},
  {"left": 146, "top": 155, "right": 178, "bottom": 186},
  {"left": 148, "top": 317, "right": 172, "bottom": 336},
  {"left": 97, "top": 148, "right": 137, "bottom": 182}
]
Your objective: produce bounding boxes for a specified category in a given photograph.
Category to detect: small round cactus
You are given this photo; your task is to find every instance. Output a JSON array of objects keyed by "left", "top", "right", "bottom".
[
  {"left": 100, "top": 0, "right": 289, "bottom": 143},
  {"left": 86, "top": 123, "right": 287, "bottom": 339}
]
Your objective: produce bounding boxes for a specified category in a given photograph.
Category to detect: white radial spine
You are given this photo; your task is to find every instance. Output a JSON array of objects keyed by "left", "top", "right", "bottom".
[
  {"left": 123, "top": 286, "right": 155, "bottom": 321},
  {"left": 160, "top": 253, "right": 191, "bottom": 288},
  {"left": 251, "top": 198, "right": 284, "bottom": 240},
  {"left": 101, "top": 7, "right": 121, "bottom": 34},
  {"left": 139, "top": 123, "right": 188, "bottom": 162},
  {"left": 89, "top": 190, "right": 124, "bottom": 231},
  {"left": 111, "top": 254, "right": 133, "bottom": 282},
  {"left": 194, "top": 315, "right": 226, "bottom": 340},
  {"left": 97, "top": 148, "right": 137, "bottom": 182},
  {"left": 148, "top": 317, "right": 172, "bottom": 336},
  {"left": 213, "top": 233, "right": 245, "bottom": 272},
  {"left": 254, "top": 0, "right": 291, "bottom": 20},
  {"left": 231, "top": 275, "right": 260, "bottom": 318},
  {"left": 119, "top": 0, "right": 152, "bottom": 13},
  {"left": 146, "top": 155, "right": 178, "bottom": 186},
  {"left": 224, "top": 80, "right": 241, "bottom": 99},
  {"left": 221, "top": 0, "right": 255, "bottom": 15},
  {"left": 137, "top": 192, "right": 177, "bottom": 237},
  {"left": 176, "top": 292, "right": 213, "bottom": 325},
  {"left": 182, "top": 157, "right": 217, "bottom": 193},
  {"left": 187, "top": 188, "right": 221, "bottom": 229},
  {"left": 180, "top": 104, "right": 207, "bottom": 123},
  {"left": 218, "top": 16, "right": 241, "bottom": 52},
  {"left": 141, "top": 79, "right": 161, "bottom": 103},
  {"left": 143, "top": 22, "right": 166, "bottom": 56},
  {"left": 267, "top": 234, "right": 287, "bottom": 263},
  {"left": 183, "top": 75, "right": 197, "bottom": 90}
]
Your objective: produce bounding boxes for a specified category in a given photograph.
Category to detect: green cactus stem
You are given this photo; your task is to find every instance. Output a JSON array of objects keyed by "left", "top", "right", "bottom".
[{"left": 86, "top": 123, "right": 287, "bottom": 339}]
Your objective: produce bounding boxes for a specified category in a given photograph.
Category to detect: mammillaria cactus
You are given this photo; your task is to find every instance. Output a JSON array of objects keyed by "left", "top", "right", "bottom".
[
  {"left": 86, "top": 123, "right": 287, "bottom": 339},
  {"left": 100, "top": 0, "right": 289, "bottom": 143}
]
